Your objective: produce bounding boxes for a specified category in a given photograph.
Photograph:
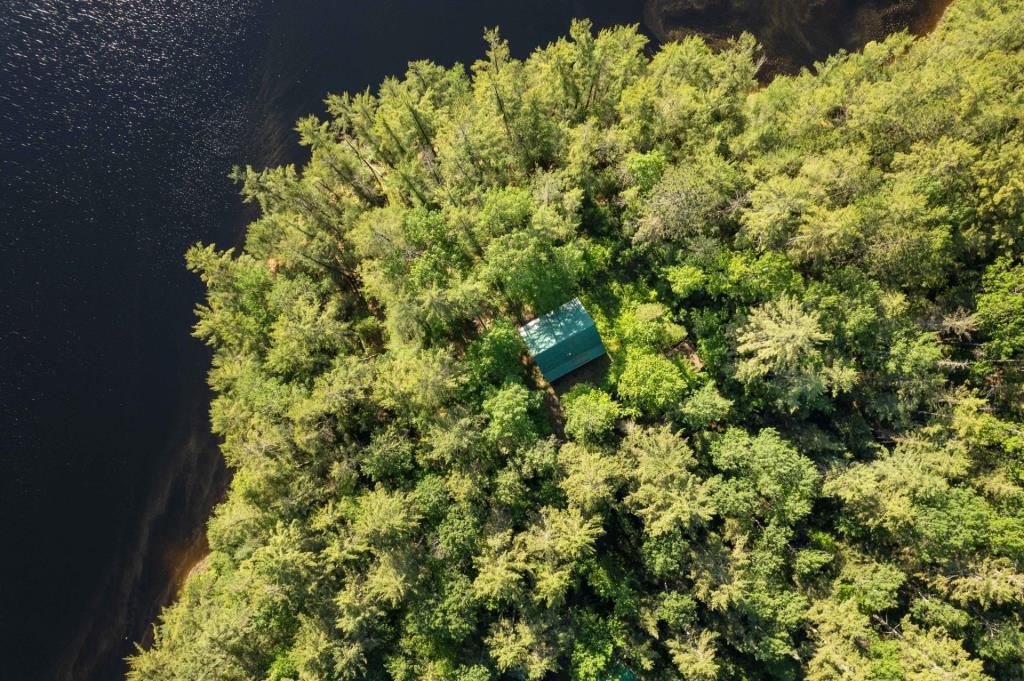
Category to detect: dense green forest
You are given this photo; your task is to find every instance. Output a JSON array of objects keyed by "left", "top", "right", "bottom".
[{"left": 130, "top": 1, "right": 1024, "bottom": 678}]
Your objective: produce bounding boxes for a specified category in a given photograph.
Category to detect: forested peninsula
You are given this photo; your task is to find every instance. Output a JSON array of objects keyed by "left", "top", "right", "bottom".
[{"left": 130, "top": 1, "right": 1024, "bottom": 678}]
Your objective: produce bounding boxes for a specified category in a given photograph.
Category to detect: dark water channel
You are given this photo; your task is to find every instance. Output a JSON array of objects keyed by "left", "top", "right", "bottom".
[{"left": 0, "top": 1, "right": 946, "bottom": 679}]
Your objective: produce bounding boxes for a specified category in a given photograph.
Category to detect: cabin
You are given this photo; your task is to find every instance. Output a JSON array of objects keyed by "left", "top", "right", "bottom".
[{"left": 518, "top": 298, "right": 607, "bottom": 383}]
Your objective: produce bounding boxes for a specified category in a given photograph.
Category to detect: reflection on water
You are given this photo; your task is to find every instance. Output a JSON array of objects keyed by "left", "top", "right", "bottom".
[
  {"left": 645, "top": 0, "right": 954, "bottom": 76},
  {"left": 1, "top": 2, "right": 264, "bottom": 680}
]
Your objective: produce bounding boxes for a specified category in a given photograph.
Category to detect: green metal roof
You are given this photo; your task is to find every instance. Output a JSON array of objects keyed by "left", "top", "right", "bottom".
[
  {"left": 603, "top": 666, "right": 638, "bottom": 681},
  {"left": 518, "top": 298, "right": 606, "bottom": 382},
  {"left": 519, "top": 298, "right": 594, "bottom": 353}
]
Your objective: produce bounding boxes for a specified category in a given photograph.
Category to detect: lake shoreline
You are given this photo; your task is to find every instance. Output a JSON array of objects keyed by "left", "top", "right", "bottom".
[
  {"left": 50, "top": 402, "right": 227, "bottom": 681},
  {"left": 644, "top": 0, "right": 955, "bottom": 77}
]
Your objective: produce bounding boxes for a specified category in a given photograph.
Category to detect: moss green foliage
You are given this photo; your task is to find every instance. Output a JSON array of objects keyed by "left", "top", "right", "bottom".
[
  {"left": 131, "top": 3, "right": 1024, "bottom": 679},
  {"left": 562, "top": 386, "right": 621, "bottom": 443}
]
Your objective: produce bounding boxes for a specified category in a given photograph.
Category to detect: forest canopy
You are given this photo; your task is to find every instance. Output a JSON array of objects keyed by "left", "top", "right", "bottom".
[{"left": 131, "top": 1, "right": 1024, "bottom": 679}]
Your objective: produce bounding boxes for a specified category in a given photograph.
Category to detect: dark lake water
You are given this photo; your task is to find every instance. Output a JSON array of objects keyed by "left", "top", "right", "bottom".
[{"left": 0, "top": 2, "right": 647, "bottom": 679}]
